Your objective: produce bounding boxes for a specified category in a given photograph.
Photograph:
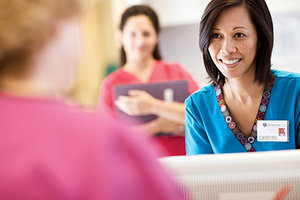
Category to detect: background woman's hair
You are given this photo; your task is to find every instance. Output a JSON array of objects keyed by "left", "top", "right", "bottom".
[
  {"left": 199, "top": 0, "right": 274, "bottom": 86},
  {"left": 119, "top": 5, "right": 162, "bottom": 67},
  {"left": 0, "top": 0, "right": 83, "bottom": 78}
]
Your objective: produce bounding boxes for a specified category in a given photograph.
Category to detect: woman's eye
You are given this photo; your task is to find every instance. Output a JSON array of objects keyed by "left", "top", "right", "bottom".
[
  {"left": 211, "top": 33, "right": 221, "bottom": 38},
  {"left": 235, "top": 33, "right": 245, "bottom": 38},
  {"left": 143, "top": 32, "right": 150, "bottom": 37}
]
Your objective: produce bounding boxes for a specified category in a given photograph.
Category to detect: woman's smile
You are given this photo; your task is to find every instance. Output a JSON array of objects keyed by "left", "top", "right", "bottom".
[{"left": 219, "top": 58, "right": 242, "bottom": 68}]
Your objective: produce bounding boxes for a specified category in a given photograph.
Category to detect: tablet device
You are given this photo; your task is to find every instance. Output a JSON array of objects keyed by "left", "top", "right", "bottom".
[{"left": 114, "top": 80, "right": 189, "bottom": 124}]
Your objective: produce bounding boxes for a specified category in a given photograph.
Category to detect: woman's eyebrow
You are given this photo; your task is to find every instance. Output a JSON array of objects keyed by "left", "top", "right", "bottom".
[
  {"left": 212, "top": 26, "right": 248, "bottom": 31},
  {"left": 233, "top": 26, "right": 248, "bottom": 30}
]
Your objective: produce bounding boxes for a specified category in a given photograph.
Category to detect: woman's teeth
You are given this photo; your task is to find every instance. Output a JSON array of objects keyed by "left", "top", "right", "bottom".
[{"left": 221, "top": 59, "right": 241, "bottom": 64}]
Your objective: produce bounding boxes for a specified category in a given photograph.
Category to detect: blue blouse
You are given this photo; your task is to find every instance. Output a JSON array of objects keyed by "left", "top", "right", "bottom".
[{"left": 185, "top": 70, "right": 300, "bottom": 155}]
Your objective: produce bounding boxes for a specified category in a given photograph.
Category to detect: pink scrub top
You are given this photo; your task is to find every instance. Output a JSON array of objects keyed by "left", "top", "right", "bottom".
[
  {"left": 0, "top": 93, "right": 183, "bottom": 200},
  {"left": 99, "top": 60, "right": 199, "bottom": 156}
]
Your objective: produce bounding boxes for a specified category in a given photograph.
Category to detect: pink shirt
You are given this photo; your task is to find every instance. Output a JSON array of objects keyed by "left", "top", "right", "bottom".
[
  {"left": 99, "top": 60, "right": 199, "bottom": 116},
  {"left": 0, "top": 93, "right": 183, "bottom": 200},
  {"left": 98, "top": 60, "right": 199, "bottom": 156}
]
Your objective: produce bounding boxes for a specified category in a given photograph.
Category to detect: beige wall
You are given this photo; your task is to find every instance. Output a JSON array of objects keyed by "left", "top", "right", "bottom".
[{"left": 71, "top": 0, "right": 119, "bottom": 109}]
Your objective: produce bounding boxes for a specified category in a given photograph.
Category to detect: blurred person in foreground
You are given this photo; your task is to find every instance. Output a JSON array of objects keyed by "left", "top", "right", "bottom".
[
  {"left": 98, "top": 5, "right": 199, "bottom": 156},
  {"left": 0, "top": 0, "right": 183, "bottom": 199}
]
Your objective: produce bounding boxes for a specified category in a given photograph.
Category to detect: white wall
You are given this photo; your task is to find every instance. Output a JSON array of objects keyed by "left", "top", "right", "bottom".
[
  {"left": 272, "top": 11, "right": 300, "bottom": 72},
  {"left": 266, "top": 0, "right": 300, "bottom": 13},
  {"left": 159, "top": 24, "right": 206, "bottom": 85},
  {"left": 130, "top": 0, "right": 300, "bottom": 27},
  {"left": 146, "top": 0, "right": 210, "bottom": 27}
]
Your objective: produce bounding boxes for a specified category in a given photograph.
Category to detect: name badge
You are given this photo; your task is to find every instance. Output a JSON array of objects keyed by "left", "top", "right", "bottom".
[{"left": 257, "top": 120, "right": 289, "bottom": 142}]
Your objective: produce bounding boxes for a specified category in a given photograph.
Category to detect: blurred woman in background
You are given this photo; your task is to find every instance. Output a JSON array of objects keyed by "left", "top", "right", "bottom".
[
  {"left": 0, "top": 0, "right": 183, "bottom": 199},
  {"left": 98, "top": 5, "right": 199, "bottom": 156}
]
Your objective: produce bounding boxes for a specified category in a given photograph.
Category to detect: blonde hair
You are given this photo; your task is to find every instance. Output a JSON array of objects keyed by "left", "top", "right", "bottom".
[{"left": 0, "top": 0, "right": 83, "bottom": 77}]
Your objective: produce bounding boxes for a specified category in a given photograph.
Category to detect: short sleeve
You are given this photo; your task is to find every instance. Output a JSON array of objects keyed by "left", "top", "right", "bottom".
[
  {"left": 296, "top": 88, "right": 300, "bottom": 149},
  {"left": 185, "top": 96, "right": 213, "bottom": 155},
  {"left": 98, "top": 78, "right": 115, "bottom": 116}
]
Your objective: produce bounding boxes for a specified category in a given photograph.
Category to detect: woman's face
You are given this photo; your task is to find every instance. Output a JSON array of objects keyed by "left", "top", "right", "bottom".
[
  {"left": 208, "top": 6, "right": 258, "bottom": 80},
  {"left": 121, "top": 15, "right": 158, "bottom": 62}
]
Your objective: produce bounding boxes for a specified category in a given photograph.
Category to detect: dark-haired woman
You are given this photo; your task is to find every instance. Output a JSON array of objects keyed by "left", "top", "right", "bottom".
[
  {"left": 185, "top": 0, "right": 300, "bottom": 155},
  {"left": 98, "top": 5, "right": 199, "bottom": 156}
]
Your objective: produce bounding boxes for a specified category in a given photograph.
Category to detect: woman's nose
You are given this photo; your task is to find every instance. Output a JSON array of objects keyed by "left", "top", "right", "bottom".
[
  {"left": 136, "top": 34, "right": 146, "bottom": 45},
  {"left": 221, "top": 38, "right": 237, "bottom": 54}
]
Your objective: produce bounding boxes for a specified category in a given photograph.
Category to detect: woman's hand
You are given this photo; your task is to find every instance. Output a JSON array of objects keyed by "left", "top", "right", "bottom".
[
  {"left": 115, "top": 89, "right": 185, "bottom": 125},
  {"left": 115, "top": 90, "right": 157, "bottom": 116}
]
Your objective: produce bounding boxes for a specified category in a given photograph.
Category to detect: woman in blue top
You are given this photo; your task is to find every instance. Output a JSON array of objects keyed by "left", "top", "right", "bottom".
[{"left": 185, "top": 0, "right": 300, "bottom": 154}]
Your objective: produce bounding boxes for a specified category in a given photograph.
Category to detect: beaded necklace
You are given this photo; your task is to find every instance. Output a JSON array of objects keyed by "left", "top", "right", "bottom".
[{"left": 214, "top": 79, "right": 274, "bottom": 152}]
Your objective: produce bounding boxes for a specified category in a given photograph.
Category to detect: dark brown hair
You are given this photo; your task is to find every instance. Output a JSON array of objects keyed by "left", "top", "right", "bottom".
[
  {"left": 119, "top": 5, "right": 162, "bottom": 66},
  {"left": 199, "top": 0, "right": 274, "bottom": 86}
]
